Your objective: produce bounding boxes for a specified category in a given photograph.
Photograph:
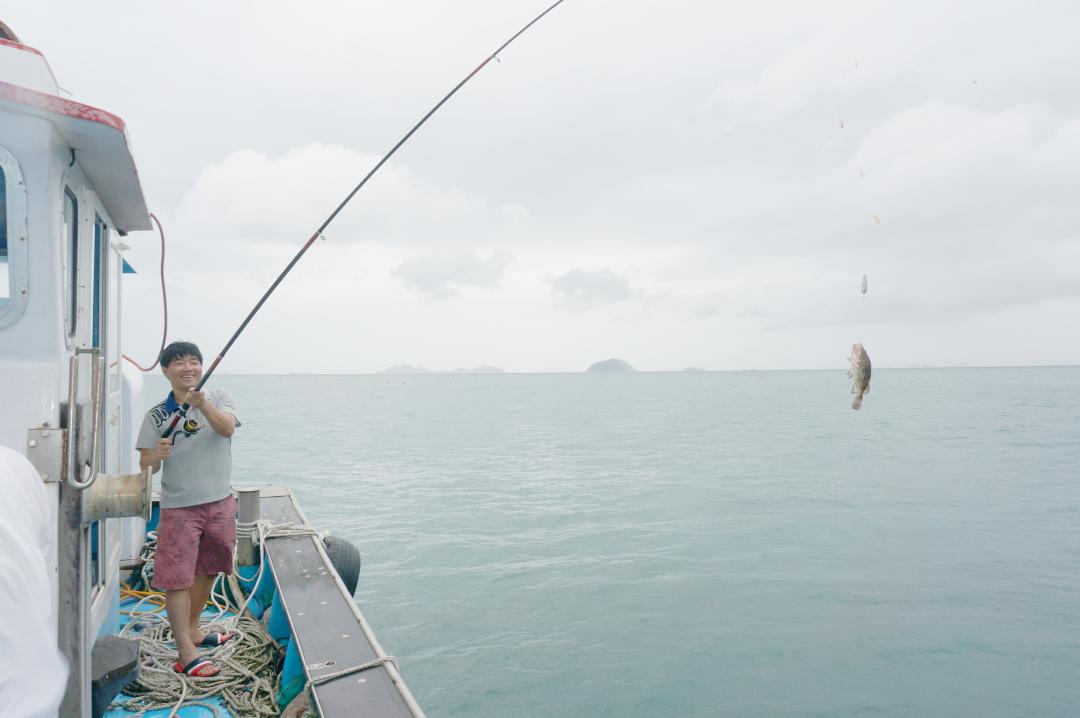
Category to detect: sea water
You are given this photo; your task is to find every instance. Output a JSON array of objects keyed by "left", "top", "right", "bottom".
[{"left": 143, "top": 368, "right": 1080, "bottom": 717}]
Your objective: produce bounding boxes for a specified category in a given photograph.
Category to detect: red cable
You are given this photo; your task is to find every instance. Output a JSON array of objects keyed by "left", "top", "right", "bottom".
[{"left": 122, "top": 212, "right": 168, "bottom": 371}]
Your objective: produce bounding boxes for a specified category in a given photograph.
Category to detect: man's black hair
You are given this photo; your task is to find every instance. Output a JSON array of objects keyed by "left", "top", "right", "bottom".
[{"left": 159, "top": 340, "right": 203, "bottom": 369}]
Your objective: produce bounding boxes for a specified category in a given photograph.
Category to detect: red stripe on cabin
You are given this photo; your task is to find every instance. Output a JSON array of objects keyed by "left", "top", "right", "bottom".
[
  {"left": 0, "top": 79, "right": 126, "bottom": 132},
  {"left": 0, "top": 37, "right": 45, "bottom": 57}
]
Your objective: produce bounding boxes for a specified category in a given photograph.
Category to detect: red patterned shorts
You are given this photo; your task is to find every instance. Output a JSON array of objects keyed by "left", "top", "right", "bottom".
[{"left": 153, "top": 495, "right": 237, "bottom": 591}]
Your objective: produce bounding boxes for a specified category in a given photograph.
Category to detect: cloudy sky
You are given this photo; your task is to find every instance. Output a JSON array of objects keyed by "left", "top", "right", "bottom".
[{"left": 8, "top": 1, "right": 1080, "bottom": 372}]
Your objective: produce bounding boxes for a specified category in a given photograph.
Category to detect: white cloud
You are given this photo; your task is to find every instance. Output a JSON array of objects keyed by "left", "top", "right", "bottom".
[
  {"left": 173, "top": 144, "right": 523, "bottom": 247},
  {"left": 392, "top": 250, "right": 512, "bottom": 299},
  {"left": 547, "top": 268, "right": 632, "bottom": 310},
  {"left": 9, "top": 0, "right": 1068, "bottom": 370}
]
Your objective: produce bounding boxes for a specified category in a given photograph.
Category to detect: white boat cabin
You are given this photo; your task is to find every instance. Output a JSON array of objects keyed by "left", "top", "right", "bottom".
[{"left": 1, "top": 22, "right": 153, "bottom": 715}]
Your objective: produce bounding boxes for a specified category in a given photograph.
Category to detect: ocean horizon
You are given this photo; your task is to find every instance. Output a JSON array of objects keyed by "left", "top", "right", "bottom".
[
  {"left": 144, "top": 367, "right": 1080, "bottom": 716},
  {"left": 209, "top": 363, "right": 1080, "bottom": 376}
]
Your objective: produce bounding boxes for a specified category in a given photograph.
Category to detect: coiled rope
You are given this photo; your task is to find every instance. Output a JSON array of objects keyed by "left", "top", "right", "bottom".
[
  {"left": 116, "top": 612, "right": 281, "bottom": 718},
  {"left": 114, "top": 519, "right": 324, "bottom": 717}
]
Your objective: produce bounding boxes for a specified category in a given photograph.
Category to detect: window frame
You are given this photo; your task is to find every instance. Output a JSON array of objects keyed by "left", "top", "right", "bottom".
[
  {"left": 0, "top": 145, "right": 29, "bottom": 330},
  {"left": 63, "top": 185, "right": 79, "bottom": 340}
]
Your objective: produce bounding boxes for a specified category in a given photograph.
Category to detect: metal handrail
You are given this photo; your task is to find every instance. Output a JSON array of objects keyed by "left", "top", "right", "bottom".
[{"left": 67, "top": 348, "right": 103, "bottom": 490}]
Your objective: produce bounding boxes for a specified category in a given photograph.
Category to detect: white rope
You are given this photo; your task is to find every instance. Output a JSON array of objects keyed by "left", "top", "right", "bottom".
[
  {"left": 114, "top": 519, "right": 318, "bottom": 717},
  {"left": 308, "top": 655, "right": 399, "bottom": 687},
  {"left": 227, "top": 519, "right": 322, "bottom": 621},
  {"left": 115, "top": 519, "right": 327, "bottom": 716},
  {"left": 118, "top": 594, "right": 281, "bottom": 716}
]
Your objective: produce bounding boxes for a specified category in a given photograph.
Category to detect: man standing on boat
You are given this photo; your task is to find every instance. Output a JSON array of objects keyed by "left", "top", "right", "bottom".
[{"left": 137, "top": 341, "right": 240, "bottom": 678}]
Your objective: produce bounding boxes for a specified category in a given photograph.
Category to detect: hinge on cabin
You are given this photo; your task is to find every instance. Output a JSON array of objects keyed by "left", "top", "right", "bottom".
[{"left": 26, "top": 427, "right": 67, "bottom": 483}]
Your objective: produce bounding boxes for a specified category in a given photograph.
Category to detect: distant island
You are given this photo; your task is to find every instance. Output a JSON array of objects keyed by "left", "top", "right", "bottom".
[
  {"left": 586, "top": 358, "right": 636, "bottom": 373},
  {"left": 380, "top": 365, "right": 436, "bottom": 374},
  {"left": 452, "top": 366, "right": 505, "bottom": 374}
]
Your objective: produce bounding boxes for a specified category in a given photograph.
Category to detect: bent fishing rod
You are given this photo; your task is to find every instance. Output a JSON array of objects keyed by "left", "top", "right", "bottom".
[{"left": 161, "top": 0, "right": 568, "bottom": 439}]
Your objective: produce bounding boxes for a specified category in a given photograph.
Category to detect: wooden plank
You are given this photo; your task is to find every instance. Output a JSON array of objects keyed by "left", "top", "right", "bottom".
[{"left": 260, "top": 493, "right": 415, "bottom": 717}]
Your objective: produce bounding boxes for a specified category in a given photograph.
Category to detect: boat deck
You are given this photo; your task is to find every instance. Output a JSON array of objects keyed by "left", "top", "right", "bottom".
[
  {"left": 101, "top": 486, "right": 420, "bottom": 717},
  {"left": 104, "top": 600, "right": 239, "bottom": 717},
  {"left": 260, "top": 487, "right": 416, "bottom": 716}
]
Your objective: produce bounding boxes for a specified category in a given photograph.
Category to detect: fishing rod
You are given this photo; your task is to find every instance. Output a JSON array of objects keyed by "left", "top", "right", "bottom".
[{"left": 161, "top": 0, "right": 568, "bottom": 439}]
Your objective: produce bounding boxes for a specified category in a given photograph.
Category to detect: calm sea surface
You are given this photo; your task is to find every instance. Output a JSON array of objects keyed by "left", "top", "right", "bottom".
[{"left": 144, "top": 368, "right": 1080, "bottom": 717}]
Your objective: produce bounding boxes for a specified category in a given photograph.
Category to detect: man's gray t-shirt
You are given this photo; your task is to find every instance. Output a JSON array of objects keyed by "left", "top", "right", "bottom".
[{"left": 136, "top": 389, "right": 240, "bottom": 509}]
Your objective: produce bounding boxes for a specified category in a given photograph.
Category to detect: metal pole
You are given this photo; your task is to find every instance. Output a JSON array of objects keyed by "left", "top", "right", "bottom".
[
  {"left": 236, "top": 488, "right": 261, "bottom": 566},
  {"left": 58, "top": 368, "right": 91, "bottom": 717}
]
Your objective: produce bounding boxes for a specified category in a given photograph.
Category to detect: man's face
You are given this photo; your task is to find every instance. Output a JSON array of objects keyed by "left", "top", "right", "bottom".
[{"left": 162, "top": 354, "right": 202, "bottom": 393}]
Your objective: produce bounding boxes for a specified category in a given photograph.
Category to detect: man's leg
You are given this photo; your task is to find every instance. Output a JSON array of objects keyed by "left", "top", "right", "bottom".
[
  {"left": 165, "top": 587, "right": 199, "bottom": 666},
  {"left": 191, "top": 495, "right": 239, "bottom": 647},
  {"left": 155, "top": 506, "right": 204, "bottom": 668},
  {"left": 188, "top": 574, "right": 215, "bottom": 645}
]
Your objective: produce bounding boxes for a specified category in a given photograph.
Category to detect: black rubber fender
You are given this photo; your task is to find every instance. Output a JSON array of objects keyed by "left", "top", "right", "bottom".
[{"left": 323, "top": 534, "right": 362, "bottom": 596}]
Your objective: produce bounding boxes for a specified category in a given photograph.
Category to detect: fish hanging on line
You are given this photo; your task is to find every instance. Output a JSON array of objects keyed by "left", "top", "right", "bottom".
[
  {"left": 861, "top": 274, "right": 868, "bottom": 300},
  {"left": 847, "top": 343, "right": 872, "bottom": 410}
]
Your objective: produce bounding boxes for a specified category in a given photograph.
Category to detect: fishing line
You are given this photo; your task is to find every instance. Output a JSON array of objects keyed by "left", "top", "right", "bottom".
[{"left": 161, "top": 0, "right": 569, "bottom": 439}]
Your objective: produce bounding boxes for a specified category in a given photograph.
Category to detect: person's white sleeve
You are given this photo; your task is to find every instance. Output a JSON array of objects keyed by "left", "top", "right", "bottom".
[{"left": 0, "top": 446, "right": 69, "bottom": 718}]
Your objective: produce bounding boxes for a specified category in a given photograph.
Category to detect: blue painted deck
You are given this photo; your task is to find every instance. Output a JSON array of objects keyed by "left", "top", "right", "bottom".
[
  {"left": 101, "top": 486, "right": 419, "bottom": 717},
  {"left": 105, "top": 698, "right": 231, "bottom": 718},
  {"left": 103, "top": 595, "right": 240, "bottom": 717}
]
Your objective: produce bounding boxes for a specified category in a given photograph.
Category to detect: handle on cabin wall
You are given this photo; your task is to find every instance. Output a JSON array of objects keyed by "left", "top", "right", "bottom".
[{"left": 66, "top": 348, "right": 103, "bottom": 490}]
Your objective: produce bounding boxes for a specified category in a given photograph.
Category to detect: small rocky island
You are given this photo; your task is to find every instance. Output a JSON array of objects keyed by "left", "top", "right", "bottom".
[{"left": 586, "top": 358, "right": 636, "bottom": 373}]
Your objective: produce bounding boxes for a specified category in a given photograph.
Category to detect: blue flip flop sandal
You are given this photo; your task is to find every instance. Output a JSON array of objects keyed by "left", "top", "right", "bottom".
[
  {"left": 174, "top": 657, "right": 220, "bottom": 677},
  {"left": 198, "top": 631, "right": 235, "bottom": 647}
]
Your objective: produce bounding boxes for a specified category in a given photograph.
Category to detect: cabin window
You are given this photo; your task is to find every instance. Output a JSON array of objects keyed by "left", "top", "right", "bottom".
[
  {"left": 0, "top": 169, "right": 7, "bottom": 300},
  {"left": 90, "top": 521, "right": 101, "bottom": 587},
  {"left": 107, "top": 244, "right": 122, "bottom": 396},
  {"left": 63, "top": 187, "right": 78, "bottom": 338},
  {"left": 93, "top": 216, "right": 104, "bottom": 348},
  {"left": 0, "top": 145, "right": 29, "bottom": 329}
]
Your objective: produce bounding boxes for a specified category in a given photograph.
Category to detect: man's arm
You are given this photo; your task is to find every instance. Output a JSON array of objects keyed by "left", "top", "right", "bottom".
[
  {"left": 139, "top": 439, "right": 172, "bottom": 473},
  {"left": 185, "top": 389, "right": 236, "bottom": 438}
]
